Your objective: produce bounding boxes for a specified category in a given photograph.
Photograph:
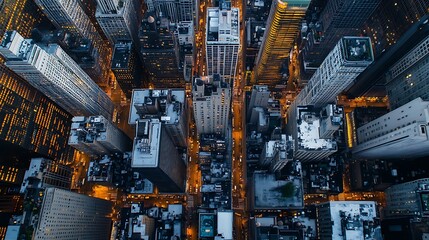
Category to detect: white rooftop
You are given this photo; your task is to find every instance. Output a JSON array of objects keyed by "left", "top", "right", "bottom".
[
  {"left": 297, "top": 110, "right": 336, "bottom": 150},
  {"left": 328, "top": 201, "right": 377, "bottom": 240},
  {"left": 206, "top": 8, "right": 240, "bottom": 44},
  {"left": 132, "top": 120, "right": 160, "bottom": 168},
  {"left": 129, "top": 89, "right": 185, "bottom": 125}
]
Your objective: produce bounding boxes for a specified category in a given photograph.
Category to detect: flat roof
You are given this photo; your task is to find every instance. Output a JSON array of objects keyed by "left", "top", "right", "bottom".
[
  {"left": 111, "top": 42, "right": 132, "bottom": 69},
  {"left": 253, "top": 173, "right": 303, "bottom": 209},
  {"left": 206, "top": 8, "right": 240, "bottom": 44},
  {"left": 341, "top": 37, "right": 374, "bottom": 62},
  {"left": 297, "top": 109, "right": 336, "bottom": 150},
  {"left": 199, "top": 213, "right": 215, "bottom": 238},
  {"left": 132, "top": 120, "right": 160, "bottom": 168},
  {"left": 129, "top": 89, "right": 185, "bottom": 125}
]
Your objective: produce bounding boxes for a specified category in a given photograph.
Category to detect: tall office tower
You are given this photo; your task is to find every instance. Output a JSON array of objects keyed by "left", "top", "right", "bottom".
[
  {"left": 363, "top": 0, "right": 429, "bottom": 57},
  {"left": 34, "top": 0, "right": 111, "bottom": 85},
  {"left": 129, "top": 89, "right": 188, "bottom": 148},
  {"left": 251, "top": 0, "right": 309, "bottom": 87},
  {"left": 345, "top": 15, "right": 429, "bottom": 98},
  {"left": 111, "top": 41, "right": 144, "bottom": 99},
  {"left": 248, "top": 85, "right": 270, "bottom": 117},
  {"left": 316, "top": 201, "right": 377, "bottom": 240},
  {"left": 0, "top": 63, "right": 73, "bottom": 162},
  {"left": 353, "top": 97, "right": 429, "bottom": 159},
  {"left": 384, "top": 178, "right": 429, "bottom": 219},
  {"left": 293, "top": 106, "right": 338, "bottom": 162},
  {"left": 95, "top": 0, "right": 141, "bottom": 45},
  {"left": 192, "top": 74, "right": 231, "bottom": 136},
  {"left": 295, "top": 37, "right": 374, "bottom": 108},
  {"left": 139, "top": 12, "right": 184, "bottom": 88},
  {"left": 33, "top": 188, "right": 112, "bottom": 239},
  {"left": 132, "top": 119, "right": 185, "bottom": 192},
  {"left": 20, "top": 158, "right": 72, "bottom": 193},
  {"left": 206, "top": 7, "right": 240, "bottom": 83},
  {"left": 386, "top": 36, "right": 429, "bottom": 110},
  {"left": 178, "top": 0, "right": 194, "bottom": 22},
  {"left": 145, "top": 0, "right": 179, "bottom": 23},
  {"left": 302, "top": 0, "right": 381, "bottom": 71},
  {"left": 0, "top": 31, "right": 114, "bottom": 120},
  {"left": 69, "top": 116, "right": 131, "bottom": 156}
]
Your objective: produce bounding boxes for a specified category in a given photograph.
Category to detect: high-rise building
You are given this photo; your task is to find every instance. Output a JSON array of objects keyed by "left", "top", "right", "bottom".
[
  {"left": 69, "top": 116, "right": 131, "bottom": 156},
  {"left": 20, "top": 158, "right": 72, "bottom": 193},
  {"left": 192, "top": 74, "right": 231, "bottom": 136},
  {"left": 353, "top": 97, "right": 429, "bottom": 159},
  {"left": 0, "top": 62, "right": 73, "bottom": 161},
  {"left": 34, "top": 0, "right": 111, "bottom": 85},
  {"left": 129, "top": 89, "right": 188, "bottom": 148},
  {"left": 345, "top": 15, "right": 429, "bottom": 98},
  {"left": 33, "top": 188, "right": 112, "bottom": 240},
  {"left": 248, "top": 85, "right": 270, "bottom": 117},
  {"left": 95, "top": 0, "right": 141, "bottom": 45},
  {"left": 316, "top": 201, "right": 377, "bottom": 240},
  {"left": 260, "top": 134, "right": 293, "bottom": 172},
  {"left": 384, "top": 178, "right": 429, "bottom": 219},
  {"left": 139, "top": 12, "right": 184, "bottom": 88},
  {"left": 362, "top": 0, "right": 429, "bottom": 57},
  {"left": 386, "top": 36, "right": 429, "bottom": 110},
  {"left": 132, "top": 119, "right": 185, "bottom": 192},
  {"left": 206, "top": 7, "right": 240, "bottom": 83},
  {"left": 252, "top": 0, "right": 309, "bottom": 88},
  {"left": 111, "top": 41, "right": 144, "bottom": 98},
  {"left": 0, "top": 31, "right": 114, "bottom": 120},
  {"left": 293, "top": 106, "right": 338, "bottom": 162},
  {"left": 302, "top": 0, "right": 381, "bottom": 70},
  {"left": 178, "top": 0, "right": 194, "bottom": 22},
  {"left": 295, "top": 37, "right": 374, "bottom": 108}
]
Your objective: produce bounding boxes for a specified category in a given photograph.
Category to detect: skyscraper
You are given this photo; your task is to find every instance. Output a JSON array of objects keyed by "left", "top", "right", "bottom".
[
  {"left": 20, "top": 158, "right": 72, "bottom": 193},
  {"left": 33, "top": 188, "right": 112, "bottom": 240},
  {"left": 386, "top": 35, "right": 429, "bottom": 110},
  {"left": 248, "top": 85, "right": 270, "bottom": 118},
  {"left": 34, "top": 0, "right": 111, "bottom": 85},
  {"left": 69, "top": 116, "right": 131, "bottom": 156},
  {"left": 132, "top": 119, "right": 186, "bottom": 192},
  {"left": 0, "top": 31, "right": 114, "bottom": 120},
  {"left": 206, "top": 7, "right": 240, "bottom": 83},
  {"left": 139, "top": 12, "right": 184, "bottom": 88},
  {"left": 192, "top": 74, "right": 231, "bottom": 136},
  {"left": 353, "top": 97, "right": 429, "bottom": 159},
  {"left": 129, "top": 89, "right": 188, "bottom": 148},
  {"left": 111, "top": 41, "right": 144, "bottom": 98},
  {"left": 95, "top": 0, "right": 141, "bottom": 44},
  {"left": 252, "top": 0, "right": 309, "bottom": 88},
  {"left": 302, "top": 0, "right": 381, "bottom": 70},
  {"left": 295, "top": 37, "right": 374, "bottom": 108},
  {"left": 178, "top": 0, "right": 194, "bottom": 22},
  {"left": 384, "top": 178, "right": 429, "bottom": 218},
  {"left": 316, "top": 201, "right": 377, "bottom": 240}
]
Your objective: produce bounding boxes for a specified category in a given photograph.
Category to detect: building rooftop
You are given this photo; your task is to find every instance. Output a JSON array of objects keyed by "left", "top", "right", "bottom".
[
  {"left": 111, "top": 42, "right": 132, "bottom": 69},
  {"left": 207, "top": 8, "right": 240, "bottom": 43},
  {"left": 131, "top": 119, "right": 160, "bottom": 168},
  {"left": 325, "top": 201, "right": 377, "bottom": 240},
  {"left": 0, "top": 30, "right": 36, "bottom": 61},
  {"left": 341, "top": 37, "right": 374, "bottom": 63},
  {"left": 253, "top": 173, "right": 303, "bottom": 209},
  {"left": 129, "top": 89, "right": 185, "bottom": 125},
  {"left": 297, "top": 107, "right": 337, "bottom": 151}
]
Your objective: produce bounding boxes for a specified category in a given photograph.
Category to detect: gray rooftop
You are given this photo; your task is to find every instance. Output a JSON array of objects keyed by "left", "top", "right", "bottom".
[
  {"left": 111, "top": 42, "right": 132, "bottom": 69},
  {"left": 132, "top": 119, "right": 160, "bottom": 168},
  {"left": 129, "top": 89, "right": 185, "bottom": 125},
  {"left": 253, "top": 173, "right": 303, "bottom": 209}
]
